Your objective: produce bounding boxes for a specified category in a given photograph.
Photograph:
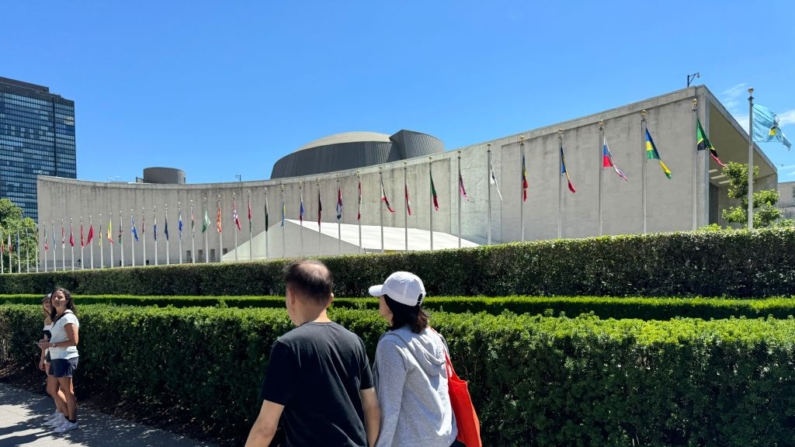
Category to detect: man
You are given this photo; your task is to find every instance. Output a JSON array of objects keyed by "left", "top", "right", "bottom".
[{"left": 246, "top": 260, "right": 380, "bottom": 447}]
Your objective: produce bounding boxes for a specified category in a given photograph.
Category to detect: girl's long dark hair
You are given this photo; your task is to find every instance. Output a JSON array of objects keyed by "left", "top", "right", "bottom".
[
  {"left": 384, "top": 294, "right": 428, "bottom": 334},
  {"left": 50, "top": 287, "right": 77, "bottom": 321}
]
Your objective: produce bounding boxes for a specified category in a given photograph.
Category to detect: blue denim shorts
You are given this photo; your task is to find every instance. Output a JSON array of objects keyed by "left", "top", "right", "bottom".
[{"left": 49, "top": 357, "right": 79, "bottom": 378}]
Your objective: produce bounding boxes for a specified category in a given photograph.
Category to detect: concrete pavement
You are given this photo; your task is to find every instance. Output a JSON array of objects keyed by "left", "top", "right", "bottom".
[{"left": 0, "top": 383, "right": 216, "bottom": 447}]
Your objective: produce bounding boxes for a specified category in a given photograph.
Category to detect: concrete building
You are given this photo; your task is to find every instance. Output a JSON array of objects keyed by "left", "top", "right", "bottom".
[
  {"left": 36, "top": 85, "right": 776, "bottom": 269},
  {"left": 777, "top": 181, "right": 795, "bottom": 219},
  {"left": 1, "top": 77, "right": 76, "bottom": 221}
]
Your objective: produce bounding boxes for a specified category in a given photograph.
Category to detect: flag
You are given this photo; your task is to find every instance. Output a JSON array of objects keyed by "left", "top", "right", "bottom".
[
  {"left": 216, "top": 203, "right": 222, "bottom": 233},
  {"left": 696, "top": 119, "right": 726, "bottom": 167},
  {"left": 521, "top": 155, "right": 529, "bottom": 202},
  {"left": 405, "top": 184, "right": 412, "bottom": 216},
  {"left": 430, "top": 172, "right": 439, "bottom": 211},
  {"left": 69, "top": 222, "right": 74, "bottom": 247},
  {"left": 202, "top": 207, "right": 210, "bottom": 233},
  {"left": 490, "top": 163, "right": 503, "bottom": 201},
  {"left": 280, "top": 200, "right": 285, "bottom": 227},
  {"left": 153, "top": 215, "right": 157, "bottom": 242},
  {"left": 190, "top": 205, "right": 195, "bottom": 231},
  {"left": 80, "top": 223, "right": 85, "bottom": 248},
  {"left": 131, "top": 216, "right": 139, "bottom": 242},
  {"left": 87, "top": 224, "right": 94, "bottom": 245},
  {"left": 357, "top": 180, "right": 362, "bottom": 221},
  {"left": 247, "top": 196, "right": 252, "bottom": 232},
  {"left": 299, "top": 193, "right": 305, "bottom": 224},
  {"left": 336, "top": 187, "right": 343, "bottom": 220},
  {"left": 560, "top": 146, "right": 577, "bottom": 193},
  {"left": 458, "top": 173, "right": 469, "bottom": 200},
  {"left": 142, "top": 214, "right": 145, "bottom": 237},
  {"left": 178, "top": 208, "right": 183, "bottom": 239},
  {"left": 164, "top": 211, "right": 169, "bottom": 241},
  {"left": 602, "top": 138, "right": 628, "bottom": 181},
  {"left": 646, "top": 129, "right": 673, "bottom": 179},
  {"left": 61, "top": 221, "right": 65, "bottom": 248},
  {"left": 99, "top": 224, "right": 103, "bottom": 247},
  {"left": 753, "top": 104, "right": 792, "bottom": 149},
  {"left": 380, "top": 178, "right": 395, "bottom": 213},
  {"left": 43, "top": 225, "right": 48, "bottom": 251},
  {"left": 317, "top": 191, "right": 322, "bottom": 227},
  {"left": 118, "top": 216, "right": 123, "bottom": 244},
  {"left": 52, "top": 222, "right": 56, "bottom": 251},
  {"left": 233, "top": 199, "right": 241, "bottom": 231}
]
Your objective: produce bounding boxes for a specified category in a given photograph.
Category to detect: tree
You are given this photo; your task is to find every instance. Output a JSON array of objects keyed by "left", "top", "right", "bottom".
[
  {"left": 721, "top": 162, "right": 790, "bottom": 228},
  {"left": 0, "top": 198, "right": 40, "bottom": 273}
]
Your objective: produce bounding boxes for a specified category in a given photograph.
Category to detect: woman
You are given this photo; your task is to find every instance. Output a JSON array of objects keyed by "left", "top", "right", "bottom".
[
  {"left": 38, "top": 294, "right": 68, "bottom": 426},
  {"left": 38, "top": 288, "right": 80, "bottom": 433},
  {"left": 369, "top": 271, "right": 458, "bottom": 447}
]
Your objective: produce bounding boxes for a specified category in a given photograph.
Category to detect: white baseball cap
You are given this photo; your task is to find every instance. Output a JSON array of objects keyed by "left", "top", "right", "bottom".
[{"left": 368, "top": 271, "right": 426, "bottom": 307}]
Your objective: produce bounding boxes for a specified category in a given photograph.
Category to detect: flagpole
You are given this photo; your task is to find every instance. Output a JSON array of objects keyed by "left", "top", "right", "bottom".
[
  {"left": 131, "top": 210, "right": 136, "bottom": 266},
  {"left": 598, "top": 121, "right": 604, "bottom": 236},
  {"left": 692, "top": 98, "right": 699, "bottom": 231},
  {"left": 298, "top": 184, "right": 304, "bottom": 257},
  {"left": 119, "top": 211, "right": 124, "bottom": 267},
  {"left": 520, "top": 137, "right": 525, "bottom": 241},
  {"left": 204, "top": 198, "right": 209, "bottom": 263},
  {"left": 403, "top": 163, "right": 408, "bottom": 251},
  {"left": 141, "top": 208, "right": 146, "bottom": 267},
  {"left": 190, "top": 200, "right": 195, "bottom": 264},
  {"left": 79, "top": 217, "right": 84, "bottom": 269},
  {"left": 51, "top": 221, "right": 56, "bottom": 271},
  {"left": 747, "top": 88, "right": 754, "bottom": 230},
  {"left": 337, "top": 176, "right": 342, "bottom": 255},
  {"left": 100, "top": 214, "right": 104, "bottom": 268},
  {"left": 38, "top": 224, "right": 42, "bottom": 273},
  {"left": 25, "top": 227, "right": 29, "bottom": 273},
  {"left": 179, "top": 202, "right": 183, "bottom": 264},
  {"left": 9, "top": 232, "right": 13, "bottom": 273},
  {"left": 357, "top": 172, "right": 362, "bottom": 254},
  {"left": 89, "top": 215, "right": 94, "bottom": 269},
  {"left": 217, "top": 195, "right": 223, "bottom": 262},
  {"left": 62, "top": 219, "right": 66, "bottom": 270},
  {"left": 264, "top": 188, "right": 269, "bottom": 260},
  {"left": 69, "top": 218, "right": 74, "bottom": 271},
  {"left": 641, "top": 110, "right": 648, "bottom": 234},
  {"left": 429, "top": 157, "right": 434, "bottom": 251},
  {"left": 379, "top": 167, "right": 384, "bottom": 253},
  {"left": 154, "top": 206, "right": 158, "bottom": 266},
  {"left": 232, "top": 194, "right": 238, "bottom": 262},
  {"left": 165, "top": 204, "right": 170, "bottom": 265},
  {"left": 317, "top": 179, "right": 321, "bottom": 256},
  {"left": 457, "top": 151, "right": 462, "bottom": 248},
  {"left": 281, "top": 185, "right": 286, "bottom": 258},
  {"left": 35, "top": 225, "right": 39, "bottom": 273},
  {"left": 1, "top": 227, "right": 5, "bottom": 274},
  {"left": 558, "top": 130, "right": 564, "bottom": 239},
  {"left": 487, "top": 144, "right": 492, "bottom": 245},
  {"left": 17, "top": 229, "right": 21, "bottom": 273},
  {"left": 247, "top": 192, "right": 252, "bottom": 261}
]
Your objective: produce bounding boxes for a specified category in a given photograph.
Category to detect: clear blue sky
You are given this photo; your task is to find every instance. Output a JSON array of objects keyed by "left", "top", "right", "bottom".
[{"left": 2, "top": 0, "right": 794, "bottom": 183}]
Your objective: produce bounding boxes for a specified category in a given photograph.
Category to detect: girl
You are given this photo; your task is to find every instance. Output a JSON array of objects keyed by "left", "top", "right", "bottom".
[
  {"left": 38, "top": 288, "right": 80, "bottom": 433},
  {"left": 39, "top": 294, "right": 68, "bottom": 427}
]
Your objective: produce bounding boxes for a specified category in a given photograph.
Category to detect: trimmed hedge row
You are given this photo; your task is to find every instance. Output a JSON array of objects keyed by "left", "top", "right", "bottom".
[
  {"left": 4, "top": 304, "right": 795, "bottom": 446},
  {"left": 6, "top": 294, "right": 795, "bottom": 321},
  {"left": 4, "top": 228, "right": 795, "bottom": 298}
]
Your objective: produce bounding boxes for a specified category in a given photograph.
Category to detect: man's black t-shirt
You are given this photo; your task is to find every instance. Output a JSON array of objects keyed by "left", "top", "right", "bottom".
[{"left": 260, "top": 321, "right": 374, "bottom": 447}]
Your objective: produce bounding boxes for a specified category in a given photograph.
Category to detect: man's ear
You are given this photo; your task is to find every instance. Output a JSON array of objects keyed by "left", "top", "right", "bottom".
[{"left": 326, "top": 293, "right": 335, "bottom": 309}]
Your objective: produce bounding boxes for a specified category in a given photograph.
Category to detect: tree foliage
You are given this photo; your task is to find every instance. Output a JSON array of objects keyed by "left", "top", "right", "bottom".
[
  {"left": 721, "top": 162, "right": 789, "bottom": 228},
  {"left": 0, "top": 198, "right": 40, "bottom": 272}
]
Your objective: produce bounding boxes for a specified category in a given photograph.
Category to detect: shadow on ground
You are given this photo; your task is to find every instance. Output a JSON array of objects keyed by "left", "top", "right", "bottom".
[{"left": 0, "top": 384, "right": 216, "bottom": 447}]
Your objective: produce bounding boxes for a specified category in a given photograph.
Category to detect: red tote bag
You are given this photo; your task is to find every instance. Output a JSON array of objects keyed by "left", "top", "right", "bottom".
[{"left": 444, "top": 350, "right": 482, "bottom": 447}]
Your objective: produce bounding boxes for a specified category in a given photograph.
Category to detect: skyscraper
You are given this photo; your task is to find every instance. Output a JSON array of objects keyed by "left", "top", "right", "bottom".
[{"left": 0, "top": 76, "right": 76, "bottom": 221}]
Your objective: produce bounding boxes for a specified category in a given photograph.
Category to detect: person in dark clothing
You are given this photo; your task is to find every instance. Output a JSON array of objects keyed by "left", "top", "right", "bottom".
[{"left": 245, "top": 260, "right": 380, "bottom": 447}]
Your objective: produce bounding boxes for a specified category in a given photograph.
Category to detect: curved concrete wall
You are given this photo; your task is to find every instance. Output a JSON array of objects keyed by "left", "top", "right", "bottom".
[{"left": 143, "top": 167, "right": 186, "bottom": 184}]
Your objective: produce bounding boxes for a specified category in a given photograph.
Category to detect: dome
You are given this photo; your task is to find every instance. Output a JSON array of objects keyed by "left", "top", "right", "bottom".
[{"left": 295, "top": 132, "right": 392, "bottom": 152}]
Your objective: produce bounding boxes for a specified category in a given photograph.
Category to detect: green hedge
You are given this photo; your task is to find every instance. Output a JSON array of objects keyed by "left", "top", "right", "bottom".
[
  {"left": 4, "top": 304, "right": 795, "bottom": 446},
  {"left": 6, "top": 294, "right": 795, "bottom": 321},
  {"left": 4, "top": 228, "right": 795, "bottom": 298}
]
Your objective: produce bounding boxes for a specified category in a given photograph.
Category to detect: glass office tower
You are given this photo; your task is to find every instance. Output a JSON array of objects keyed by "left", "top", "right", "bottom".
[{"left": 0, "top": 77, "right": 76, "bottom": 221}]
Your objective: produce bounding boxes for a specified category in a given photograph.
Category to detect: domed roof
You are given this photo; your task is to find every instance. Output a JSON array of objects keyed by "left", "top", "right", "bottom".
[{"left": 295, "top": 132, "right": 392, "bottom": 152}]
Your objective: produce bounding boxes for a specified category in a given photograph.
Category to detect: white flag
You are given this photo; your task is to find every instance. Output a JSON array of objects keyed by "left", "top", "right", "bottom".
[{"left": 490, "top": 164, "right": 503, "bottom": 201}]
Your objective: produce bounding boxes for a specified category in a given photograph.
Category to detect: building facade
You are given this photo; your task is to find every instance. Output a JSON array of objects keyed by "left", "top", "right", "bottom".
[
  {"left": 0, "top": 77, "right": 76, "bottom": 221},
  {"left": 36, "top": 85, "right": 777, "bottom": 269}
]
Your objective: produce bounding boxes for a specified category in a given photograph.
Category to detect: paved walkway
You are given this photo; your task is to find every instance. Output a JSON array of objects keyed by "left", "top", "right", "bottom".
[{"left": 0, "top": 383, "right": 216, "bottom": 447}]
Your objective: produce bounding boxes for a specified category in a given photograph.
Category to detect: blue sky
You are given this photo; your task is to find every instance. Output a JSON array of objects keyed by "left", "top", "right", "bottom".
[{"left": 2, "top": 0, "right": 794, "bottom": 183}]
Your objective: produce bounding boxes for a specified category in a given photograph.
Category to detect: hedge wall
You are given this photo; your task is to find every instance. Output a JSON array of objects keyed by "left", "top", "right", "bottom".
[
  {"left": 6, "top": 294, "right": 795, "bottom": 321},
  {"left": 4, "top": 304, "right": 795, "bottom": 446},
  {"left": 3, "top": 228, "right": 795, "bottom": 298}
]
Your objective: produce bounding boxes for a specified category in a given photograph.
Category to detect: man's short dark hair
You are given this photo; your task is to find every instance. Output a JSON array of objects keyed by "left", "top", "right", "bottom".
[{"left": 284, "top": 260, "right": 334, "bottom": 305}]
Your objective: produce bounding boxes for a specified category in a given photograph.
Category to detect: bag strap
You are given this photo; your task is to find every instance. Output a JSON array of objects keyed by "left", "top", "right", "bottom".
[{"left": 431, "top": 328, "right": 460, "bottom": 380}]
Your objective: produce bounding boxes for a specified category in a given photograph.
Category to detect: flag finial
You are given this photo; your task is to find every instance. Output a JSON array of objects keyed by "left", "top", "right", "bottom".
[
  {"left": 641, "top": 109, "right": 647, "bottom": 118},
  {"left": 748, "top": 87, "right": 754, "bottom": 95},
  {"left": 692, "top": 98, "right": 698, "bottom": 108},
  {"left": 599, "top": 120, "right": 604, "bottom": 129}
]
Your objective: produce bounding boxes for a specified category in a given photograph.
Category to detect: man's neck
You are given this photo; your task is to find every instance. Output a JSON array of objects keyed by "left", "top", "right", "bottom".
[{"left": 297, "top": 310, "right": 331, "bottom": 326}]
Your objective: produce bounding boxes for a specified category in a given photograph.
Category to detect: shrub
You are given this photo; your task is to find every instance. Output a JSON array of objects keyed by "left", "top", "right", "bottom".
[{"left": 4, "top": 304, "right": 795, "bottom": 446}]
